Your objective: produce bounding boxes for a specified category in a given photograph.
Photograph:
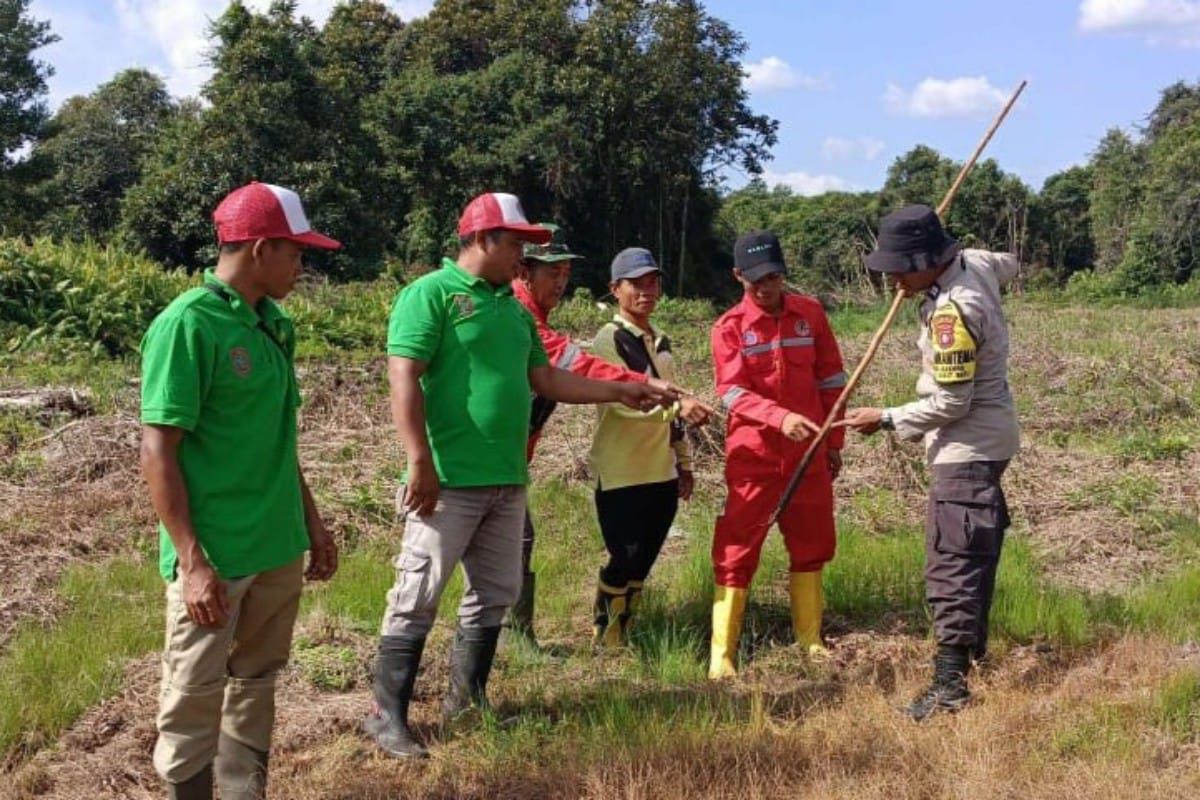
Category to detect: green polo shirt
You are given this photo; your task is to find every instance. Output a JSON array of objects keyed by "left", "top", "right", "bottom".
[
  {"left": 387, "top": 258, "right": 549, "bottom": 487},
  {"left": 140, "top": 270, "right": 308, "bottom": 581}
]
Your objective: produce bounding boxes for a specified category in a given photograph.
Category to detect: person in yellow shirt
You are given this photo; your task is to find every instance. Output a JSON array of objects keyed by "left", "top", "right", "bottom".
[{"left": 588, "top": 247, "right": 712, "bottom": 647}]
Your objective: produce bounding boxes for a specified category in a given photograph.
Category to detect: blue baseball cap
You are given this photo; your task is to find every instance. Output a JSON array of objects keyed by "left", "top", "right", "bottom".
[{"left": 611, "top": 247, "right": 660, "bottom": 281}]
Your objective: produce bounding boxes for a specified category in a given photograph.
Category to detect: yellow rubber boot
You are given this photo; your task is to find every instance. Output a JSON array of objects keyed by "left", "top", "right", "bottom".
[
  {"left": 592, "top": 581, "right": 628, "bottom": 649},
  {"left": 708, "top": 585, "right": 748, "bottom": 679},
  {"left": 789, "top": 571, "right": 829, "bottom": 657}
]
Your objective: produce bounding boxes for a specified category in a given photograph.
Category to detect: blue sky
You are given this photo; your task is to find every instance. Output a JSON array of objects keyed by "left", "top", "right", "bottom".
[{"left": 28, "top": 1, "right": 1200, "bottom": 193}]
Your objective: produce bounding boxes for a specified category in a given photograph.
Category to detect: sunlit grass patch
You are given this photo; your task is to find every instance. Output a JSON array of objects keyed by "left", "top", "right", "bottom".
[{"left": 0, "top": 558, "right": 161, "bottom": 759}]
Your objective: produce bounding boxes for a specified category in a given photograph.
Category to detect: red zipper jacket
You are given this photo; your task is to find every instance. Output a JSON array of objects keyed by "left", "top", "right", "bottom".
[{"left": 712, "top": 293, "right": 847, "bottom": 481}]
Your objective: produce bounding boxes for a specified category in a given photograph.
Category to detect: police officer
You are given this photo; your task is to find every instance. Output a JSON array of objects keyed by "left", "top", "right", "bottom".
[{"left": 842, "top": 204, "right": 1020, "bottom": 721}]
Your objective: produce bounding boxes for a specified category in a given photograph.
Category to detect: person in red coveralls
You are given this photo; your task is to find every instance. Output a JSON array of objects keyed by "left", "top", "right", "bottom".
[
  {"left": 507, "top": 223, "right": 679, "bottom": 646},
  {"left": 708, "top": 231, "right": 848, "bottom": 678}
]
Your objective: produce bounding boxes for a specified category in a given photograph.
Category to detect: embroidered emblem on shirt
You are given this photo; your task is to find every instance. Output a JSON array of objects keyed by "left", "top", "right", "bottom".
[
  {"left": 795, "top": 319, "right": 811, "bottom": 337},
  {"left": 929, "top": 302, "right": 976, "bottom": 384},
  {"left": 450, "top": 294, "right": 475, "bottom": 318},
  {"left": 230, "top": 347, "right": 252, "bottom": 377},
  {"left": 742, "top": 330, "right": 758, "bottom": 346}
]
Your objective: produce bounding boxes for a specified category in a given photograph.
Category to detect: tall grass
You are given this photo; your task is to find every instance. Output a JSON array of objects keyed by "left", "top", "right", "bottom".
[{"left": 0, "top": 558, "right": 161, "bottom": 759}]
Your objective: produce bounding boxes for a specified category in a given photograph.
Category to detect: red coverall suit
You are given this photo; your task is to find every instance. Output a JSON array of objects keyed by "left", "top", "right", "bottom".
[
  {"left": 712, "top": 294, "right": 847, "bottom": 585},
  {"left": 709, "top": 292, "right": 847, "bottom": 676}
]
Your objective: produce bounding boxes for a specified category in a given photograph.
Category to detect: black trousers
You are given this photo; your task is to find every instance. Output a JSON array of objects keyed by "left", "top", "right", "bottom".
[
  {"left": 925, "top": 460, "right": 1011, "bottom": 656},
  {"left": 594, "top": 479, "right": 679, "bottom": 588}
]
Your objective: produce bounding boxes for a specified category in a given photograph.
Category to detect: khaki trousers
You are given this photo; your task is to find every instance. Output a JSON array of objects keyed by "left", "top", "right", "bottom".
[{"left": 153, "top": 556, "right": 303, "bottom": 784}]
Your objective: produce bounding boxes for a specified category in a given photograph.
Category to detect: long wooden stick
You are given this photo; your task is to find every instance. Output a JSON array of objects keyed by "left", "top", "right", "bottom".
[{"left": 767, "top": 79, "right": 1027, "bottom": 526}]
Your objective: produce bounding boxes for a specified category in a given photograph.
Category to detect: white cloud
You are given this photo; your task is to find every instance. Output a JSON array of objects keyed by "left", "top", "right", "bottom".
[
  {"left": 761, "top": 169, "right": 851, "bottom": 196},
  {"left": 1078, "top": 0, "right": 1200, "bottom": 45},
  {"left": 114, "top": 1, "right": 434, "bottom": 98},
  {"left": 884, "top": 76, "right": 1007, "bottom": 118},
  {"left": 743, "top": 56, "right": 829, "bottom": 93},
  {"left": 821, "top": 136, "right": 886, "bottom": 162}
]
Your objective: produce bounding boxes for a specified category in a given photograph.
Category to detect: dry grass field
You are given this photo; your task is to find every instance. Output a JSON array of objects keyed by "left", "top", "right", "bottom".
[{"left": 2, "top": 282, "right": 1199, "bottom": 799}]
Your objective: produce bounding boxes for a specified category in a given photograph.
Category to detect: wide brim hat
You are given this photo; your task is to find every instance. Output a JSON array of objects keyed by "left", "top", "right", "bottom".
[{"left": 866, "top": 204, "right": 960, "bottom": 274}]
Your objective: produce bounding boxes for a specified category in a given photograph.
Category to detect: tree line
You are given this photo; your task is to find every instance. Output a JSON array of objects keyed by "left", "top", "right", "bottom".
[
  {"left": 1, "top": 0, "right": 1197, "bottom": 296},
  {"left": 722, "top": 82, "right": 1200, "bottom": 296}
]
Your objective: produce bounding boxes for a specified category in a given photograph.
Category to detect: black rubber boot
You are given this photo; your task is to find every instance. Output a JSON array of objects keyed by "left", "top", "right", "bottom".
[
  {"left": 502, "top": 572, "right": 537, "bottom": 647},
  {"left": 362, "top": 635, "right": 428, "bottom": 759},
  {"left": 167, "top": 764, "right": 213, "bottom": 800},
  {"left": 906, "top": 644, "right": 972, "bottom": 722},
  {"left": 214, "top": 734, "right": 268, "bottom": 800},
  {"left": 442, "top": 625, "right": 501, "bottom": 729}
]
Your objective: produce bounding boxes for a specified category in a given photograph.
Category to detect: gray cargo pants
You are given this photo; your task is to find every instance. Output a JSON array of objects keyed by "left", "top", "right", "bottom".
[
  {"left": 381, "top": 485, "right": 527, "bottom": 639},
  {"left": 925, "top": 460, "right": 1011, "bottom": 657}
]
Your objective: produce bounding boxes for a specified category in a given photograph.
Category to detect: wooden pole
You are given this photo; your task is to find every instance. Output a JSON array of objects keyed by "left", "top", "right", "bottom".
[{"left": 766, "top": 79, "right": 1028, "bottom": 526}]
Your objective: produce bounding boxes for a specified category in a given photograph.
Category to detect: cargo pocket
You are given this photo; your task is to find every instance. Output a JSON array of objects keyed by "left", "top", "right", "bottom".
[
  {"left": 388, "top": 550, "right": 433, "bottom": 614},
  {"left": 931, "top": 479, "right": 1006, "bottom": 558}
]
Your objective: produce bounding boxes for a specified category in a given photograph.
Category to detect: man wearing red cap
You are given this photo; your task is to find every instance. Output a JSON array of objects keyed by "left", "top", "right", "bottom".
[
  {"left": 140, "top": 181, "right": 340, "bottom": 799},
  {"left": 364, "top": 193, "right": 676, "bottom": 759},
  {"left": 708, "top": 231, "right": 847, "bottom": 680}
]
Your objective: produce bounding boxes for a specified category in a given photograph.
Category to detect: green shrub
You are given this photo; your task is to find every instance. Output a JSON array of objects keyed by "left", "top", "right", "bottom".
[{"left": 0, "top": 237, "right": 192, "bottom": 357}]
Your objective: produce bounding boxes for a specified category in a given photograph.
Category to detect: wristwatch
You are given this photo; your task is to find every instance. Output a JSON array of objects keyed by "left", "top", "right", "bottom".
[{"left": 880, "top": 409, "right": 895, "bottom": 431}]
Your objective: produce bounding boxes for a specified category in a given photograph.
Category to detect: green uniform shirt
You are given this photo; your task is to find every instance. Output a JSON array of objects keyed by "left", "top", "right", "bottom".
[
  {"left": 140, "top": 270, "right": 308, "bottom": 581},
  {"left": 387, "top": 258, "right": 549, "bottom": 488}
]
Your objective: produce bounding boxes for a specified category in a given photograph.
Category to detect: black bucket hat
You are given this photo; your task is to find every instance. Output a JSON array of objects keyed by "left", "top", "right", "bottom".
[{"left": 866, "top": 205, "right": 961, "bottom": 274}]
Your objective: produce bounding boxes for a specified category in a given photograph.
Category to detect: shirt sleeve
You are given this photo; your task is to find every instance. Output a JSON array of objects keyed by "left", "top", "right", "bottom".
[
  {"left": 525, "top": 310, "right": 549, "bottom": 369},
  {"left": 712, "top": 321, "right": 789, "bottom": 430},
  {"left": 889, "top": 296, "right": 980, "bottom": 441},
  {"left": 387, "top": 282, "right": 443, "bottom": 361},
  {"left": 539, "top": 316, "right": 647, "bottom": 383},
  {"left": 672, "top": 436, "right": 694, "bottom": 472},
  {"left": 140, "top": 312, "right": 212, "bottom": 431},
  {"left": 812, "top": 308, "right": 848, "bottom": 450}
]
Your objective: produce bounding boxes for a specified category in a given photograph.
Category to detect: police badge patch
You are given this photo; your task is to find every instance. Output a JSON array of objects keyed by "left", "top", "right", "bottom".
[
  {"left": 929, "top": 301, "right": 976, "bottom": 384},
  {"left": 230, "top": 347, "right": 252, "bottom": 377}
]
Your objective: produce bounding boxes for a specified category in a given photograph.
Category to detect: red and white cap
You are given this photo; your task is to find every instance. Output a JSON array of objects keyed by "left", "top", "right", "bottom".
[
  {"left": 212, "top": 182, "right": 341, "bottom": 250},
  {"left": 457, "top": 193, "right": 551, "bottom": 243}
]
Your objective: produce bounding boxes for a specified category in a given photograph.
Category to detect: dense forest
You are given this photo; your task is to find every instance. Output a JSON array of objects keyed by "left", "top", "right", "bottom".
[{"left": 1, "top": 0, "right": 1198, "bottom": 297}]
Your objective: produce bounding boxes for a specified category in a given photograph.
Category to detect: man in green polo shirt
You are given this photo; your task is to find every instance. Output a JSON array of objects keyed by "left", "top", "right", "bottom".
[
  {"left": 363, "top": 192, "right": 677, "bottom": 759},
  {"left": 140, "top": 182, "right": 339, "bottom": 800}
]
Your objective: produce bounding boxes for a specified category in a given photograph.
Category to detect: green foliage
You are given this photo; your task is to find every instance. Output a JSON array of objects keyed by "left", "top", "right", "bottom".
[
  {"left": 0, "top": 237, "right": 192, "bottom": 356},
  {"left": 292, "top": 637, "right": 361, "bottom": 691},
  {"left": 28, "top": 70, "right": 176, "bottom": 241},
  {"left": 0, "top": 0, "right": 57, "bottom": 231},
  {"left": 0, "top": 0, "right": 56, "bottom": 159},
  {"left": 1029, "top": 165, "right": 1095, "bottom": 281},
  {"left": 0, "top": 558, "right": 161, "bottom": 760},
  {"left": 1152, "top": 669, "right": 1200, "bottom": 742},
  {"left": 107, "top": 0, "right": 773, "bottom": 293}
]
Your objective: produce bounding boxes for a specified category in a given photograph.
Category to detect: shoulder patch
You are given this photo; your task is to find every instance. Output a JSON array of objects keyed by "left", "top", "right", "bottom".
[
  {"left": 929, "top": 301, "right": 976, "bottom": 384},
  {"left": 449, "top": 293, "right": 475, "bottom": 319}
]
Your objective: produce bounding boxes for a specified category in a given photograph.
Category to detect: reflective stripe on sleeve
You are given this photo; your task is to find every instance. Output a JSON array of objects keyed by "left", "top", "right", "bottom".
[
  {"left": 557, "top": 342, "right": 582, "bottom": 370},
  {"left": 721, "top": 386, "right": 746, "bottom": 410},
  {"left": 818, "top": 371, "right": 848, "bottom": 390}
]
